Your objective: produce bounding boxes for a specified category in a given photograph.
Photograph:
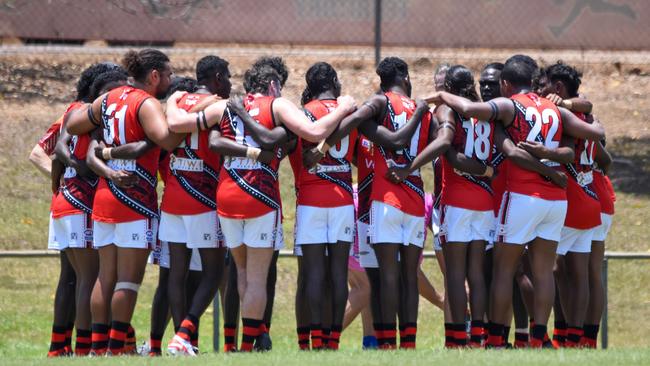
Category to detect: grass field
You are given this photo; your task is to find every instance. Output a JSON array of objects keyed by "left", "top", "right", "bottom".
[{"left": 0, "top": 46, "right": 649, "bottom": 361}]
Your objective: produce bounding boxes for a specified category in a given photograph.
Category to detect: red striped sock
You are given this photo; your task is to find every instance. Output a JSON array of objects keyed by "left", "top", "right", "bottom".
[
  {"left": 566, "top": 326, "right": 583, "bottom": 348},
  {"left": 90, "top": 323, "right": 109, "bottom": 356},
  {"left": 64, "top": 322, "right": 74, "bottom": 354},
  {"left": 486, "top": 322, "right": 504, "bottom": 348},
  {"left": 74, "top": 329, "right": 92, "bottom": 356},
  {"left": 177, "top": 314, "right": 198, "bottom": 342},
  {"left": 514, "top": 330, "right": 529, "bottom": 348},
  {"left": 530, "top": 324, "right": 547, "bottom": 348},
  {"left": 444, "top": 323, "right": 454, "bottom": 348},
  {"left": 124, "top": 325, "right": 136, "bottom": 354},
  {"left": 581, "top": 324, "right": 599, "bottom": 349},
  {"left": 107, "top": 321, "right": 129, "bottom": 355},
  {"left": 47, "top": 325, "right": 68, "bottom": 357},
  {"left": 240, "top": 318, "right": 261, "bottom": 352},
  {"left": 399, "top": 323, "right": 417, "bottom": 349},
  {"left": 224, "top": 323, "right": 237, "bottom": 352},
  {"left": 553, "top": 321, "right": 567, "bottom": 348},
  {"left": 374, "top": 323, "right": 385, "bottom": 346},
  {"left": 379, "top": 324, "right": 397, "bottom": 350},
  {"left": 149, "top": 332, "right": 163, "bottom": 355},
  {"left": 297, "top": 326, "right": 310, "bottom": 350},
  {"left": 322, "top": 327, "right": 331, "bottom": 349},
  {"left": 469, "top": 320, "right": 485, "bottom": 348},
  {"left": 327, "top": 325, "right": 342, "bottom": 350},
  {"left": 310, "top": 324, "right": 323, "bottom": 350}
]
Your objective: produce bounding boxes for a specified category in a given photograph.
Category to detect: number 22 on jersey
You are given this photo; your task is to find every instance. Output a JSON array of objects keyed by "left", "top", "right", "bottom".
[{"left": 525, "top": 106, "right": 560, "bottom": 149}]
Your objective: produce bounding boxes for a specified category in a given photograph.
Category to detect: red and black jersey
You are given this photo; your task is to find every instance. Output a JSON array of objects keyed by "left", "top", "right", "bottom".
[
  {"left": 52, "top": 101, "right": 98, "bottom": 218},
  {"left": 217, "top": 94, "right": 282, "bottom": 219},
  {"left": 92, "top": 85, "right": 161, "bottom": 223},
  {"left": 506, "top": 93, "right": 565, "bottom": 201},
  {"left": 356, "top": 135, "right": 374, "bottom": 224},
  {"left": 160, "top": 93, "right": 221, "bottom": 215}
]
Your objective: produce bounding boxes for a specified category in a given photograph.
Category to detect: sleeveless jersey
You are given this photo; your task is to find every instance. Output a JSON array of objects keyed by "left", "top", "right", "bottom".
[
  {"left": 356, "top": 135, "right": 374, "bottom": 224},
  {"left": 51, "top": 101, "right": 98, "bottom": 218},
  {"left": 39, "top": 115, "right": 65, "bottom": 212},
  {"left": 371, "top": 91, "right": 432, "bottom": 217},
  {"left": 295, "top": 99, "right": 356, "bottom": 207},
  {"left": 564, "top": 112, "right": 601, "bottom": 229},
  {"left": 592, "top": 169, "right": 615, "bottom": 215},
  {"left": 160, "top": 93, "right": 221, "bottom": 215},
  {"left": 92, "top": 85, "right": 161, "bottom": 223},
  {"left": 217, "top": 94, "right": 282, "bottom": 219},
  {"left": 441, "top": 112, "right": 494, "bottom": 211},
  {"left": 506, "top": 93, "right": 566, "bottom": 201}
]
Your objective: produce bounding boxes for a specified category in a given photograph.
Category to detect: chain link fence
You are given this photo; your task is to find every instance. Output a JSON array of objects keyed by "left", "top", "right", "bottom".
[{"left": 0, "top": 0, "right": 648, "bottom": 56}]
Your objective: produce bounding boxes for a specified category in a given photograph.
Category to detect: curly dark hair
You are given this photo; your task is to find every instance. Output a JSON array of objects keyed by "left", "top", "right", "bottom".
[
  {"left": 88, "top": 67, "right": 128, "bottom": 100},
  {"left": 167, "top": 76, "right": 198, "bottom": 97},
  {"left": 376, "top": 57, "right": 409, "bottom": 90},
  {"left": 544, "top": 61, "right": 582, "bottom": 98},
  {"left": 243, "top": 64, "right": 281, "bottom": 94},
  {"left": 196, "top": 55, "right": 229, "bottom": 83},
  {"left": 122, "top": 48, "right": 170, "bottom": 82},
  {"left": 75, "top": 62, "right": 121, "bottom": 102},
  {"left": 252, "top": 56, "right": 289, "bottom": 87},
  {"left": 300, "top": 62, "right": 339, "bottom": 106},
  {"left": 482, "top": 62, "right": 504, "bottom": 72},
  {"left": 444, "top": 65, "right": 479, "bottom": 102},
  {"left": 502, "top": 54, "right": 538, "bottom": 89}
]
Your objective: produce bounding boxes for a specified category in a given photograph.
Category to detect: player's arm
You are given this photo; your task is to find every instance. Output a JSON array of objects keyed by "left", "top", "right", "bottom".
[
  {"left": 228, "top": 95, "right": 290, "bottom": 149},
  {"left": 208, "top": 127, "right": 275, "bottom": 164},
  {"left": 51, "top": 158, "right": 65, "bottom": 194},
  {"left": 547, "top": 93, "right": 593, "bottom": 115},
  {"left": 427, "top": 92, "right": 516, "bottom": 127},
  {"left": 273, "top": 95, "right": 356, "bottom": 143},
  {"left": 188, "top": 94, "right": 222, "bottom": 113},
  {"left": 53, "top": 127, "right": 94, "bottom": 178},
  {"left": 137, "top": 98, "right": 185, "bottom": 151},
  {"left": 517, "top": 135, "right": 575, "bottom": 164},
  {"left": 444, "top": 147, "right": 493, "bottom": 176},
  {"left": 559, "top": 107, "right": 605, "bottom": 140},
  {"left": 494, "top": 124, "right": 567, "bottom": 188},
  {"left": 166, "top": 91, "right": 227, "bottom": 133},
  {"left": 360, "top": 98, "right": 429, "bottom": 149},
  {"left": 66, "top": 96, "right": 105, "bottom": 135},
  {"left": 85, "top": 130, "right": 138, "bottom": 188},
  {"left": 94, "top": 139, "right": 156, "bottom": 161},
  {"left": 594, "top": 140, "right": 613, "bottom": 174},
  {"left": 29, "top": 143, "right": 53, "bottom": 177}
]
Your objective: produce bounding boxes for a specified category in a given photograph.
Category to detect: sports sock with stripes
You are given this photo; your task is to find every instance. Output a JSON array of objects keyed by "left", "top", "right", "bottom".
[
  {"left": 514, "top": 328, "right": 529, "bottom": 348},
  {"left": 469, "top": 320, "right": 485, "bottom": 347},
  {"left": 581, "top": 324, "right": 599, "bottom": 348},
  {"left": 296, "top": 326, "right": 310, "bottom": 350},
  {"left": 530, "top": 324, "right": 548, "bottom": 348},
  {"left": 451, "top": 323, "right": 467, "bottom": 347},
  {"left": 107, "top": 320, "right": 129, "bottom": 355},
  {"left": 328, "top": 325, "right": 342, "bottom": 350},
  {"left": 374, "top": 323, "right": 385, "bottom": 346},
  {"left": 322, "top": 327, "right": 331, "bottom": 349},
  {"left": 124, "top": 325, "right": 136, "bottom": 353},
  {"left": 149, "top": 332, "right": 163, "bottom": 355},
  {"left": 224, "top": 323, "right": 237, "bottom": 352},
  {"left": 177, "top": 314, "right": 198, "bottom": 342},
  {"left": 486, "top": 322, "right": 504, "bottom": 348},
  {"left": 190, "top": 322, "right": 199, "bottom": 349},
  {"left": 444, "top": 323, "right": 454, "bottom": 348},
  {"left": 553, "top": 320, "right": 567, "bottom": 347},
  {"left": 399, "top": 322, "right": 417, "bottom": 349},
  {"left": 47, "top": 325, "right": 68, "bottom": 357},
  {"left": 310, "top": 323, "right": 323, "bottom": 350},
  {"left": 64, "top": 322, "right": 74, "bottom": 354},
  {"left": 379, "top": 323, "right": 397, "bottom": 349},
  {"left": 90, "top": 323, "right": 110, "bottom": 356},
  {"left": 566, "top": 326, "right": 583, "bottom": 347},
  {"left": 74, "top": 329, "right": 92, "bottom": 356},
  {"left": 240, "top": 318, "right": 261, "bottom": 352}
]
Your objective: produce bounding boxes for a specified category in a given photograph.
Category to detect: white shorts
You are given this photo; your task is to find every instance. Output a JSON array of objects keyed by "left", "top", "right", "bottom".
[
  {"left": 357, "top": 220, "right": 378, "bottom": 268},
  {"left": 439, "top": 205, "right": 493, "bottom": 244},
  {"left": 47, "top": 213, "right": 60, "bottom": 250},
  {"left": 592, "top": 213, "right": 613, "bottom": 242},
  {"left": 295, "top": 204, "right": 355, "bottom": 245},
  {"left": 159, "top": 211, "right": 223, "bottom": 249},
  {"left": 149, "top": 240, "right": 202, "bottom": 271},
  {"left": 52, "top": 213, "right": 94, "bottom": 249},
  {"left": 496, "top": 192, "right": 567, "bottom": 245},
  {"left": 94, "top": 218, "right": 158, "bottom": 249},
  {"left": 369, "top": 201, "right": 425, "bottom": 247},
  {"left": 557, "top": 227, "right": 594, "bottom": 255},
  {"left": 219, "top": 210, "right": 284, "bottom": 249}
]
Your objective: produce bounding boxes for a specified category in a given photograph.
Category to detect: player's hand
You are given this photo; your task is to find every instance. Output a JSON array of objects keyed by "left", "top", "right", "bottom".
[
  {"left": 108, "top": 170, "right": 138, "bottom": 189},
  {"left": 303, "top": 147, "right": 325, "bottom": 170},
  {"left": 518, "top": 141, "right": 549, "bottom": 159},
  {"left": 73, "top": 159, "right": 95, "bottom": 178},
  {"left": 415, "top": 98, "right": 429, "bottom": 112},
  {"left": 257, "top": 150, "right": 275, "bottom": 165},
  {"left": 546, "top": 93, "right": 563, "bottom": 106},
  {"left": 548, "top": 170, "right": 568, "bottom": 188},
  {"left": 337, "top": 95, "right": 357, "bottom": 114},
  {"left": 423, "top": 92, "right": 442, "bottom": 105},
  {"left": 167, "top": 91, "right": 187, "bottom": 104},
  {"left": 227, "top": 94, "right": 247, "bottom": 116},
  {"left": 387, "top": 167, "right": 409, "bottom": 184},
  {"left": 51, "top": 176, "right": 62, "bottom": 194}
]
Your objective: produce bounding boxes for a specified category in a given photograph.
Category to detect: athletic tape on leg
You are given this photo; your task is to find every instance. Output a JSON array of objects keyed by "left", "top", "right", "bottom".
[{"left": 114, "top": 282, "right": 141, "bottom": 293}]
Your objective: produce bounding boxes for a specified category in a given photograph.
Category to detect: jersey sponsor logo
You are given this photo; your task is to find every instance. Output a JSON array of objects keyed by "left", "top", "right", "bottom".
[
  {"left": 224, "top": 156, "right": 263, "bottom": 170},
  {"left": 64, "top": 167, "right": 77, "bottom": 179},
  {"left": 308, "top": 163, "right": 351, "bottom": 174},
  {"left": 169, "top": 155, "right": 204, "bottom": 172},
  {"left": 107, "top": 159, "right": 136, "bottom": 172}
]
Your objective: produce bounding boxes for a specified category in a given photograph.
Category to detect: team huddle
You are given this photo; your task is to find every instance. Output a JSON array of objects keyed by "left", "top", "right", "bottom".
[{"left": 30, "top": 48, "right": 615, "bottom": 357}]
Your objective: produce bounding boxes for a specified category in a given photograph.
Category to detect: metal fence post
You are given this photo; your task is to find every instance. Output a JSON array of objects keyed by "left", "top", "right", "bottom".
[
  {"left": 374, "top": 0, "right": 381, "bottom": 66},
  {"left": 601, "top": 258, "right": 608, "bottom": 349},
  {"left": 213, "top": 291, "right": 220, "bottom": 352}
]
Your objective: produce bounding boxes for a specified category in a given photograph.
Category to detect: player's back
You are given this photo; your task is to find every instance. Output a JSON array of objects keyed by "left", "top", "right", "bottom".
[{"left": 506, "top": 92, "right": 565, "bottom": 201}]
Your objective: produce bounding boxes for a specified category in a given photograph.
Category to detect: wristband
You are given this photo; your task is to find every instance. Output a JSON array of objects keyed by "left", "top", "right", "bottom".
[
  {"left": 317, "top": 140, "right": 330, "bottom": 155},
  {"left": 246, "top": 147, "right": 262, "bottom": 161},
  {"left": 102, "top": 147, "right": 113, "bottom": 160}
]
